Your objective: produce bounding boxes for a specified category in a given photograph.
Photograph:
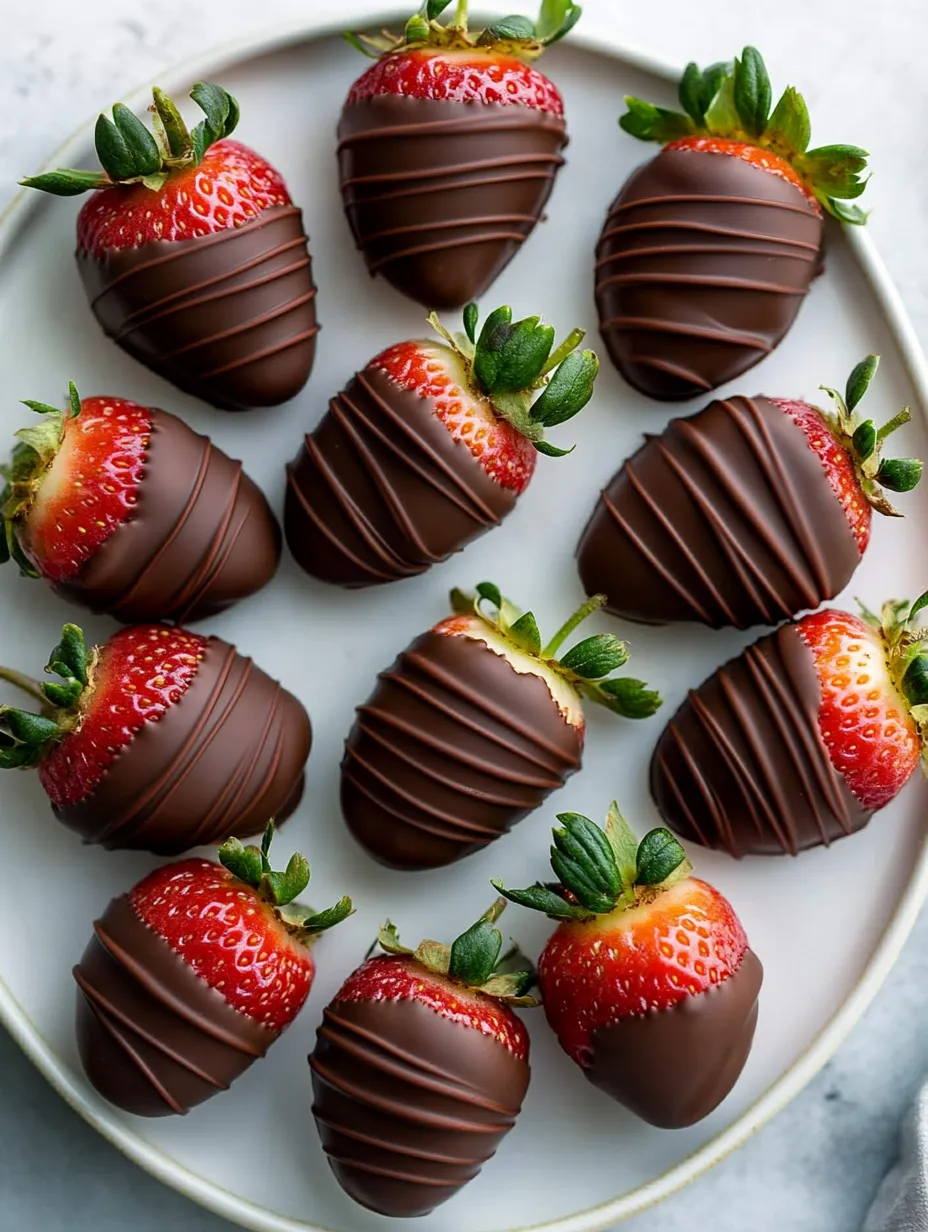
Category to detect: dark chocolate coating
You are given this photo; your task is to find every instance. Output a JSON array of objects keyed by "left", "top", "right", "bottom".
[
  {"left": 284, "top": 366, "right": 515, "bottom": 587},
  {"left": 650, "top": 624, "right": 871, "bottom": 856},
  {"left": 595, "top": 148, "right": 823, "bottom": 400},
  {"left": 586, "top": 948, "right": 762, "bottom": 1127},
  {"left": 77, "top": 205, "right": 318, "bottom": 411},
  {"left": 576, "top": 395, "right": 860, "bottom": 629},
  {"left": 55, "top": 635, "right": 311, "bottom": 854},
  {"left": 309, "top": 994, "right": 529, "bottom": 1217},
  {"left": 74, "top": 895, "right": 276, "bottom": 1116},
  {"left": 338, "top": 96, "right": 567, "bottom": 308},
  {"left": 53, "top": 406, "right": 281, "bottom": 623},
  {"left": 341, "top": 630, "right": 582, "bottom": 869}
]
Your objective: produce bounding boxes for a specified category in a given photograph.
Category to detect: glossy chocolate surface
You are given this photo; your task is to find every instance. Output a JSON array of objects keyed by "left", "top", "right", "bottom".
[
  {"left": 341, "top": 629, "right": 582, "bottom": 869},
  {"left": 77, "top": 205, "right": 318, "bottom": 411},
  {"left": 74, "top": 895, "right": 275, "bottom": 1116},
  {"left": 650, "top": 624, "right": 871, "bottom": 856},
  {"left": 586, "top": 948, "right": 762, "bottom": 1127},
  {"left": 284, "top": 365, "right": 514, "bottom": 587},
  {"left": 595, "top": 148, "right": 823, "bottom": 400},
  {"left": 309, "top": 993, "right": 529, "bottom": 1216},
  {"left": 55, "top": 636, "right": 311, "bottom": 855},
  {"left": 577, "top": 394, "right": 860, "bottom": 629},
  {"left": 56, "top": 407, "right": 280, "bottom": 622},
  {"left": 338, "top": 96, "right": 567, "bottom": 307}
]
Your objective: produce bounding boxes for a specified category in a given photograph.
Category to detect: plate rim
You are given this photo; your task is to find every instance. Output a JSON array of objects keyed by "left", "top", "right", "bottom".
[{"left": 3, "top": 8, "right": 928, "bottom": 1231}]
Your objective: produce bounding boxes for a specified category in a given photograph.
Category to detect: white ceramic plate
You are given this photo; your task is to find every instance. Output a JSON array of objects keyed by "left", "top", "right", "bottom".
[{"left": 3, "top": 8, "right": 928, "bottom": 1231}]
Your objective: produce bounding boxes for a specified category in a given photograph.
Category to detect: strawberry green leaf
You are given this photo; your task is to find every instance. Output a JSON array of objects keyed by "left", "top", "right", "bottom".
[
  {"left": 733, "top": 46, "right": 772, "bottom": 139},
  {"left": 302, "top": 896, "right": 354, "bottom": 934},
  {"left": 603, "top": 801, "right": 639, "bottom": 894},
  {"left": 852, "top": 420, "right": 877, "bottom": 463},
  {"left": 41, "top": 679, "right": 83, "bottom": 708},
  {"left": 478, "top": 15, "right": 537, "bottom": 43},
  {"left": 559, "top": 632, "right": 628, "bottom": 679},
  {"left": 678, "top": 60, "right": 729, "bottom": 127},
  {"left": 508, "top": 611, "right": 542, "bottom": 656},
  {"left": 902, "top": 655, "right": 928, "bottom": 707},
  {"left": 449, "top": 899, "right": 506, "bottom": 986},
  {"left": 94, "top": 112, "right": 138, "bottom": 182},
  {"left": 475, "top": 580, "right": 504, "bottom": 611},
  {"left": 704, "top": 72, "right": 740, "bottom": 133},
  {"left": 593, "top": 676, "right": 663, "bottom": 718},
  {"left": 414, "top": 938, "right": 452, "bottom": 974},
  {"left": 218, "top": 837, "right": 266, "bottom": 888},
  {"left": 45, "top": 624, "right": 88, "bottom": 687},
  {"left": 534, "top": 440, "right": 576, "bottom": 457},
  {"left": 342, "top": 31, "right": 383, "bottom": 58},
  {"left": 878, "top": 458, "right": 923, "bottom": 493},
  {"left": 151, "top": 87, "right": 192, "bottom": 159},
  {"left": 766, "top": 86, "right": 811, "bottom": 155},
  {"left": 426, "top": 0, "right": 455, "bottom": 16},
  {"left": 262, "top": 852, "right": 311, "bottom": 907},
  {"left": 846, "top": 353, "right": 880, "bottom": 413},
  {"left": 463, "top": 302, "right": 479, "bottom": 345},
  {"left": 19, "top": 169, "right": 109, "bottom": 197},
  {"left": 190, "top": 83, "right": 240, "bottom": 164},
  {"left": 539, "top": 2, "right": 581, "bottom": 45},
  {"left": 67, "top": 382, "right": 82, "bottom": 420},
  {"left": 111, "top": 104, "right": 161, "bottom": 177},
  {"left": 619, "top": 97, "right": 695, "bottom": 144},
  {"left": 635, "top": 827, "right": 688, "bottom": 886},
  {"left": 378, "top": 920, "right": 412, "bottom": 955},
  {"left": 531, "top": 349, "right": 599, "bottom": 427},
  {"left": 0, "top": 708, "right": 59, "bottom": 745},
  {"left": 491, "top": 877, "right": 592, "bottom": 920},
  {"left": 550, "top": 813, "right": 621, "bottom": 913},
  {"left": 908, "top": 591, "right": 928, "bottom": 625},
  {"left": 826, "top": 198, "right": 869, "bottom": 225}
]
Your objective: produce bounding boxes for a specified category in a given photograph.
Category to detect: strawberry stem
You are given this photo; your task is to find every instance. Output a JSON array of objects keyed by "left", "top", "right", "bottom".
[
  {"left": 0, "top": 667, "right": 49, "bottom": 708},
  {"left": 542, "top": 593, "right": 606, "bottom": 658},
  {"left": 877, "top": 407, "right": 912, "bottom": 442},
  {"left": 539, "top": 326, "right": 585, "bottom": 377},
  {"left": 455, "top": 0, "right": 467, "bottom": 30}
]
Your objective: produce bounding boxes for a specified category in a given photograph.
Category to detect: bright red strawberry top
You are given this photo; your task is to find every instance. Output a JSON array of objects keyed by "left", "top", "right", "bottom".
[
  {"left": 372, "top": 340, "right": 537, "bottom": 492},
  {"left": 797, "top": 609, "right": 920, "bottom": 810},
  {"left": 665, "top": 135, "right": 821, "bottom": 212},
  {"left": 130, "top": 858, "right": 314, "bottom": 1032},
  {"left": 538, "top": 878, "right": 748, "bottom": 1064},
  {"left": 21, "top": 397, "right": 150, "bottom": 583},
  {"left": 347, "top": 48, "right": 564, "bottom": 115},
  {"left": 773, "top": 398, "right": 872, "bottom": 554},
  {"left": 335, "top": 954, "right": 529, "bottom": 1060},
  {"left": 39, "top": 625, "right": 205, "bottom": 808},
  {"left": 76, "top": 139, "right": 291, "bottom": 258}
]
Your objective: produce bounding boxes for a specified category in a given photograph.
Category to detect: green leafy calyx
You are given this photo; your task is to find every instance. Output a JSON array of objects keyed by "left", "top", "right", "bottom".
[
  {"left": 0, "top": 623, "right": 94, "bottom": 770},
  {"left": 427, "top": 303, "right": 599, "bottom": 457},
  {"left": 819, "top": 354, "right": 922, "bottom": 517},
  {"left": 375, "top": 898, "right": 537, "bottom": 1004},
  {"left": 493, "top": 803, "right": 691, "bottom": 921},
  {"left": 1, "top": 382, "right": 84, "bottom": 578},
  {"left": 20, "top": 82, "right": 239, "bottom": 198},
  {"left": 449, "top": 583, "right": 662, "bottom": 720},
  {"left": 860, "top": 593, "right": 928, "bottom": 766},
  {"left": 219, "top": 820, "right": 353, "bottom": 944},
  {"left": 620, "top": 47, "right": 869, "bottom": 223},
  {"left": 345, "top": 0, "right": 581, "bottom": 59}
]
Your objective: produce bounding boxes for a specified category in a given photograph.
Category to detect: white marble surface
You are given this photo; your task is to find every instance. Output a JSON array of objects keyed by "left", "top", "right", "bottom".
[{"left": 2, "top": 1, "right": 928, "bottom": 1230}]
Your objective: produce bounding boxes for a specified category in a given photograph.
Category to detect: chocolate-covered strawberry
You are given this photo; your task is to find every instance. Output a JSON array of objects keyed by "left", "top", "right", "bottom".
[
  {"left": 22, "top": 84, "right": 317, "bottom": 410},
  {"left": 76, "top": 821, "right": 351, "bottom": 1117},
  {"left": 341, "top": 582, "right": 661, "bottom": 869},
  {"left": 597, "top": 48, "right": 870, "bottom": 399},
  {"left": 0, "top": 622, "right": 310, "bottom": 854},
  {"left": 339, "top": 0, "right": 579, "bottom": 307},
  {"left": 286, "top": 303, "right": 598, "bottom": 586},
  {"left": 309, "top": 899, "right": 535, "bottom": 1217},
  {"left": 577, "top": 355, "right": 922, "bottom": 629},
  {"left": 495, "top": 807, "right": 761, "bottom": 1127},
  {"left": 651, "top": 594, "right": 928, "bottom": 856},
  {"left": 1, "top": 383, "right": 281, "bottom": 622}
]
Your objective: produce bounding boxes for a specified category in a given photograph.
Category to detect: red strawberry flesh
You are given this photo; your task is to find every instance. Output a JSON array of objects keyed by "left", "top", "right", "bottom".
[
  {"left": 21, "top": 396, "right": 150, "bottom": 583},
  {"left": 39, "top": 625, "right": 205, "bottom": 808},
  {"left": 346, "top": 48, "right": 564, "bottom": 115},
  {"left": 335, "top": 954, "right": 529, "bottom": 1059},
  {"left": 76, "top": 139, "right": 291, "bottom": 257},
  {"left": 130, "top": 858, "right": 314, "bottom": 1031},
  {"left": 373, "top": 340, "right": 536, "bottom": 492},
  {"left": 538, "top": 877, "right": 748, "bottom": 1064},
  {"left": 797, "top": 609, "right": 920, "bottom": 809},
  {"left": 664, "top": 136, "right": 821, "bottom": 211},
  {"left": 773, "top": 398, "right": 871, "bottom": 554}
]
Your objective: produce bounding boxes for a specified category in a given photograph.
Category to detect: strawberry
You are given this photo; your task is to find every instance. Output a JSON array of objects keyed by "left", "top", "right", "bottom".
[
  {"left": 309, "top": 899, "right": 535, "bottom": 1216},
  {"left": 597, "top": 48, "right": 871, "bottom": 399},
  {"left": 74, "top": 820, "right": 352, "bottom": 1116},
  {"left": 285, "top": 302, "right": 599, "bottom": 586},
  {"left": 576, "top": 354, "right": 922, "bottom": 629},
  {"left": 0, "top": 621, "right": 311, "bottom": 853},
  {"left": 21, "top": 84, "right": 318, "bottom": 410},
  {"left": 341, "top": 582, "right": 661, "bottom": 869},
  {"left": 495, "top": 806, "right": 762, "bottom": 1127},
  {"left": 650, "top": 594, "right": 928, "bottom": 856},
  {"left": 338, "top": 0, "right": 580, "bottom": 306},
  {"left": 1, "top": 383, "right": 281, "bottom": 622}
]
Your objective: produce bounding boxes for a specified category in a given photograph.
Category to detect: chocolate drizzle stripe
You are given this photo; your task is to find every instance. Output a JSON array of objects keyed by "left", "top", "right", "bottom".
[
  {"left": 597, "top": 242, "right": 817, "bottom": 266},
  {"left": 610, "top": 192, "right": 818, "bottom": 217},
  {"left": 357, "top": 213, "right": 539, "bottom": 244},
  {"left": 340, "top": 151, "right": 564, "bottom": 187},
  {"left": 317, "top": 1149, "right": 469, "bottom": 1190},
  {"left": 364, "top": 230, "right": 539, "bottom": 273},
  {"left": 79, "top": 994, "right": 188, "bottom": 1114},
  {"left": 355, "top": 704, "right": 562, "bottom": 787},
  {"left": 93, "top": 919, "right": 264, "bottom": 1055},
  {"left": 338, "top": 113, "right": 565, "bottom": 143},
  {"left": 353, "top": 716, "right": 545, "bottom": 808},
  {"left": 113, "top": 249, "right": 313, "bottom": 340},
  {"left": 631, "top": 357, "right": 713, "bottom": 391},
  {"left": 198, "top": 325, "right": 320, "bottom": 379},
  {"left": 311, "top": 1111, "right": 483, "bottom": 1166},
  {"left": 598, "top": 315, "right": 774, "bottom": 351},
  {"left": 599, "top": 272, "right": 806, "bottom": 294},
  {"left": 597, "top": 218, "right": 819, "bottom": 253},
  {"left": 168, "top": 496, "right": 253, "bottom": 622},
  {"left": 650, "top": 625, "right": 870, "bottom": 856},
  {"left": 346, "top": 169, "right": 554, "bottom": 208},
  {"left": 73, "top": 969, "right": 229, "bottom": 1089},
  {"left": 147, "top": 287, "right": 317, "bottom": 360}
]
